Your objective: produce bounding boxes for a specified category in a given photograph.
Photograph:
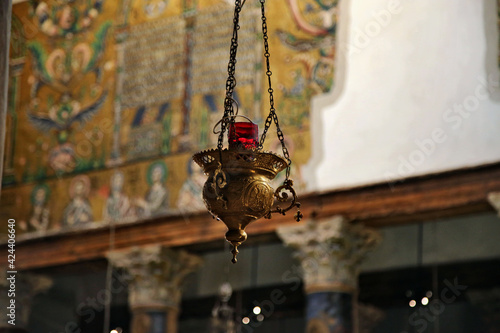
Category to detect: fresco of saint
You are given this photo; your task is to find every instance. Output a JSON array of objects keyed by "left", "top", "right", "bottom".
[
  {"left": 135, "top": 161, "right": 169, "bottom": 218},
  {"left": 62, "top": 176, "right": 93, "bottom": 227},
  {"left": 103, "top": 171, "right": 134, "bottom": 221},
  {"left": 177, "top": 159, "right": 206, "bottom": 212},
  {"left": 22, "top": 184, "right": 51, "bottom": 232}
]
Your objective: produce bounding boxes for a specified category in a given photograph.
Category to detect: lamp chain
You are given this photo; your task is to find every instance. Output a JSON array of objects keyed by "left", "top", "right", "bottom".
[
  {"left": 257, "top": 0, "right": 291, "bottom": 179},
  {"left": 217, "top": 0, "right": 292, "bottom": 180},
  {"left": 218, "top": 0, "right": 242, "bottom": 151}
]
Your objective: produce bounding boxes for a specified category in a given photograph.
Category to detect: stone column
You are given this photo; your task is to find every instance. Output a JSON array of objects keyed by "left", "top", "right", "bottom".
[
  {"left": 107, "top": 245, "right": 202, "bottom": 333},
  {"left": 0, "top": 272, "right": 53, "bottom": 332},
  {"left": 277, "top": 216, "right": 381, "bottom": 333},
  {"left": 483, "top": 193, "right": 500, "bottom": 331}
]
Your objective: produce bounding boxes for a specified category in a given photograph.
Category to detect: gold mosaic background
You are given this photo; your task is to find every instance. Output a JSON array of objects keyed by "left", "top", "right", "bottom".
[{"left": 2, "top": 0, "right": 337, "bottom": 236}]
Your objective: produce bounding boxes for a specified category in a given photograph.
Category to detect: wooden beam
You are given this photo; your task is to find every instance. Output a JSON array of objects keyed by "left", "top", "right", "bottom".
[
  {"left": 0, "top": 0, "right": 12, "bottom": 193},
  {"left": 5, "top": 162, "right": 500, "bottom": 270}
]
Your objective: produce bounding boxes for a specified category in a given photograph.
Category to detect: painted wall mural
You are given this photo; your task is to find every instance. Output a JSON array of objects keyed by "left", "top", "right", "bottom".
[
  {"left": 1, "top": 0, "right": 338, "bottom": 238},
  {"left": 28, "top": 1, "right": 112, "bottom": 176},
  {"left": 62, "top": 175, "right": 93, "bottom": 227}
]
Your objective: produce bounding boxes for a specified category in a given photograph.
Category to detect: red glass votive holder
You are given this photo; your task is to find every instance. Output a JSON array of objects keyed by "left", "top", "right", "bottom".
[{"left": 228, "top": 122, "right": 259, "bottom": 150}]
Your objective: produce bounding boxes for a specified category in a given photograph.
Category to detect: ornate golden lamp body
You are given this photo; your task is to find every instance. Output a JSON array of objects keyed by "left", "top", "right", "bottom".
[
  {"left": 192, "top": 0, "right": 302, "bottom": 262},
  {"left": 194, "top": 149, "right": 288, "bottom": 261}
]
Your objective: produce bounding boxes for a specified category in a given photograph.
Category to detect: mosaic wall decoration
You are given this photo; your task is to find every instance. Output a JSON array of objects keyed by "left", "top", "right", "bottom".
[{"left": 1, "top": 0, "right": 338, "bottom": 238}]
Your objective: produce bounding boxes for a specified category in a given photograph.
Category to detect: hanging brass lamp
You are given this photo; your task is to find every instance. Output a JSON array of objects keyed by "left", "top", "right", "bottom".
[{"left": 193, "top": 0, "right": 302, "bottom": 263}]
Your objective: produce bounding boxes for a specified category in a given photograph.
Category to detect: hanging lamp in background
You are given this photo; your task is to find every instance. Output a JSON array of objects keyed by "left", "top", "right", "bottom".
[
  {"left": 210, "top": 282, "right": 237, "bottom": 333},
  {"left": 193, "top": 0, "right": 302, "bottom": 263}
]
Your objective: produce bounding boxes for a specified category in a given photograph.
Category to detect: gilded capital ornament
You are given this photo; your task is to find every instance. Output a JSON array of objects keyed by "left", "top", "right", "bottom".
[
  {"left": 487, "top": 192, "right": 500, "bottom": 216},
  {"left": 277, "top": 216, "right": 381, "bottom": 294},
  {"left": 106, "top": 245, "right": 202, "bottom": 309}
]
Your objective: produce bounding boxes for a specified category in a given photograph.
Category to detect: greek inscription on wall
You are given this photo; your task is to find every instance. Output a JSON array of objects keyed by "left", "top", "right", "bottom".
[
  {"left": 121, "top": 17, "right": 186, "bottom": 108},
  {"left": 191, "top": 6, "right": 260, "bottom": 95}
]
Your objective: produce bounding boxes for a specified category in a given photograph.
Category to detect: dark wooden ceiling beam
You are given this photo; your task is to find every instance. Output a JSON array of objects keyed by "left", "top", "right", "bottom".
[{"left": 5, "top": 162, "right": 500, "bottom": 270}]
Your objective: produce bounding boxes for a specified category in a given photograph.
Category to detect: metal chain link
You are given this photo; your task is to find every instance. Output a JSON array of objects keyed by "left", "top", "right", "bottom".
[
  {"left": 218, "top": 0, "right": 242, "bottom": 151},
  {"left": 216, "top": 0, "right": 292, "bottom": 180},
  {"left": 258, "top": 0, "right": 291, "bottom": 179}
]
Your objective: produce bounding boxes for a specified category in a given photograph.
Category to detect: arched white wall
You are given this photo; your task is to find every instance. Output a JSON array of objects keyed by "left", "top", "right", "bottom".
[{"left": 304, "top": 0, "right": 500, "bottom": 192}]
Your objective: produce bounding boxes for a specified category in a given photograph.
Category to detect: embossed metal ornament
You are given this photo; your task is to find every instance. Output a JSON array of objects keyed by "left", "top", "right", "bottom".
[{"left": 193, "top": 0, "right": 302, "bottom": 263}]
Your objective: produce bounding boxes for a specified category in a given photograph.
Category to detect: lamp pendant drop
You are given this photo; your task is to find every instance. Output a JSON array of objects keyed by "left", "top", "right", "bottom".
[{"left": 192, "top": 0, "right": 302, "bottom": 263}]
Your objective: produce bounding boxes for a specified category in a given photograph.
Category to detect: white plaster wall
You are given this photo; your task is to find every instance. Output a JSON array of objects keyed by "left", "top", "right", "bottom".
[{"left": 304, "top": 0, "right": 500, "bottom": 192}]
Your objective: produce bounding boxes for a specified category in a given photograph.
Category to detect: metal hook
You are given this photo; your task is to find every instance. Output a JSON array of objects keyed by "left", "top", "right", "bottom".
[{"left": 213, "top": 98, "right": 251, "bottom": 134}]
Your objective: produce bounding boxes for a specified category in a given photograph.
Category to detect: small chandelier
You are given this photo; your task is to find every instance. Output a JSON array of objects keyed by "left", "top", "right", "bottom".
[
  {"left": 193, "top": 0, "right": 302, "bottom": 263},
  {"left": 210, "top": 282, "right": 236, "bottom": 333}
]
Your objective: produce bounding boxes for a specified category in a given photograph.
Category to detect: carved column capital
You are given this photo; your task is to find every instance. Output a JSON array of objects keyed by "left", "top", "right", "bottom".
[
  {"left": 277, "top": 216, "right": 381, "bottom": 293},
  {"left": 0, "top": 272, "right": 53, "bottom": 329},
  {"left": 106, "top": 245, "right": 202, "bottom": 309},
  {"left": 487, "top": 192, "right": 500, "bottom": 216}
]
